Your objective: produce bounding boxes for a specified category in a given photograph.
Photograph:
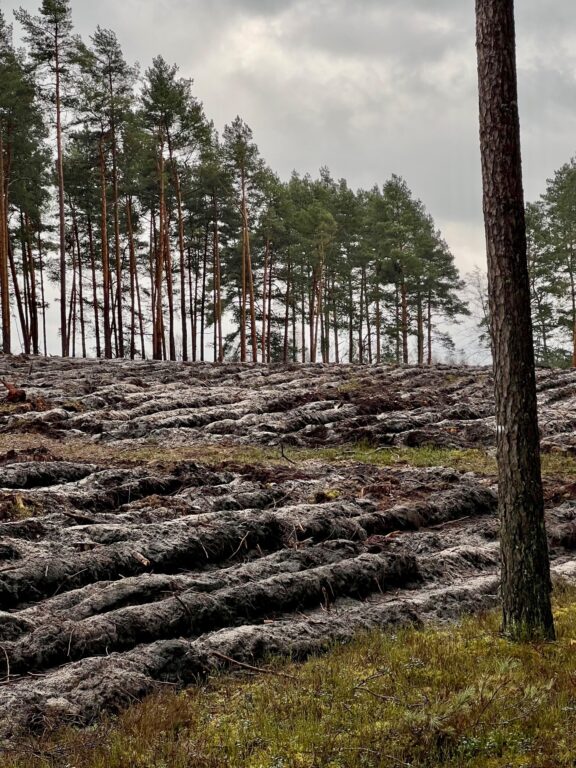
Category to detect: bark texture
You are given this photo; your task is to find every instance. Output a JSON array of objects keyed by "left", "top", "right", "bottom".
[{"left": 476, "top": 0, "right": 554, "bottom": 639}]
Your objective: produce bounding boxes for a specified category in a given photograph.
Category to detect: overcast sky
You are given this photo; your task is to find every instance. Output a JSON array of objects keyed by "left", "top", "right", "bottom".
[
  {"left": 7, "top": 0, "right": 576, "bottom": 358},
  {"left": 9, "top": 0, "right": 576, "bottom": 272}
]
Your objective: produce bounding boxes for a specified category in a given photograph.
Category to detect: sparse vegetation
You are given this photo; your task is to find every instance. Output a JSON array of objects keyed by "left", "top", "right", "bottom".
[
  {"left": 2, "top": 433, "right": 575, "bottom": 482},
  {"left": 5, "top": 586, "right": 576, "bottom": 768}
]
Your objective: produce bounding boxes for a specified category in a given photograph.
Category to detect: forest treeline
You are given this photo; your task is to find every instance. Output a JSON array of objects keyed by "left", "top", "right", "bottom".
[{"left": 0, "top": 1, "right": 574, "bottom": 365}]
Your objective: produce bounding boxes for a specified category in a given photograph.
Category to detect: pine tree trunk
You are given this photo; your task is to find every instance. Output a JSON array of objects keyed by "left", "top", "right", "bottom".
[
  {"left": 243, "top": 194, "right": 258, "bottom": 363},
  {"left": 301, "top": 285, "right": 306, "bottom": 363},
  {"left": 153, "top": 209, "right": 163, "bottom": 361},
  {"left": 25, "top": 217, "right": 39, "bottom": 355},
  {"left": 240, "top": 172, "right": 248, "bottom": 363},
  {"left": 19, "top": 213, "right": 31, "bottom": 352},
  {"left": 283, "top": 259, "right": 291, "bottom": 364},
  {"left": 166, "top": 130, "right": 188, "bottom": 361},
  {"left": 569, "top": 255, "right": 576, "bottom": 367},
  {"left": 427, "top": 289, "right": 433, "bottom": 365},
  {"left": 348, "top": 278, "right": 354, "bottom": 363},
  {"left": 55, "top": 36, "right": 68, "bottom": 356},
  {"left": 68, "top": 241, "right": 77, "bottom": 357},
  {"left": 188, "top": 242, "right": 197, "bottom": 362},
  {"left": 134, "top": 260, "right": 146, "bottom": 359},
  {"left": 99, "top": 139, "right": 112, "bottom": 359},
  {"left": 200, "top": 226, "right": 208, "bottom": 362},
  {"left": 37, "top": 230, "right": 47, "bottom": 356},
  {"left": 149, "top": 210, "right": 156, "bottom": 355},
  {"left": 358, "top": 274, "right": 364, "bottom": 364},
  {"left": 323, "top": 277, "right": 330, "bottom": 363},
  {"left": 71, "top": 212, "right": 86, "bottom": 358},
  {"left": 193, "top": 245, "right": 199, "bottom": 362},
  {"left": 375, "top": 271, "right": 381, "bottom": 364},
  {"left": 108, "top": 75, "right": 124, "bottom": 359},
  {"left": 401, "top": 275, "right": 409, "bottom": 364},
  {"left": 154, "top": 153, "right": 166, "bottom": 361},
  {"left": 416, "top": 290, "right": 424, "bottom": 365},
  {"left": 476, "top": 0, "right": 554, "bottom": 640},
  {"left": 8, "top": 238, "right": 27, "bottom": 352},
  {"left": 261, "top": 237, "right": 269, "bottom": 362},
  {"left": 162, "top": 200, "right": 176, "bottom": 361},
  {"left": 267, "top": 248, "right": 273, "bottom": 363},
  {"left": 110, "top": 274, "right": 118, "bottom": 357},
  {"left": 0, "top": 133, "right": 9, "bottom": 354},
  {"left": 212, "top": 194, "right": 223, "bottom": 363},
  {"left": 395, "top": 282, "right": 401, "bottom": 364},
  {"left": 126, "top": 198, "right": 137, "bottom": 360},
  {"left": 363, "top": 266, "right": 372, "bottom": 364},
  {"left": 87, "top": 216, "right": 101, "bottom": 359},
  {"left": 291, "top": 287, "right": 297, "bottom": 362},
  {"left": 309, "top": 266, "right": 316, "bottom": 363},
  {"left": 332, "top": 277, "right": 339, "bottom": 364}
]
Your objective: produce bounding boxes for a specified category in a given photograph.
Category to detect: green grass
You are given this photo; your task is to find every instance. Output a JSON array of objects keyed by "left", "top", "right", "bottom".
[
  {"left": 77, "top": 441, "right": 576, "bottom": 479},
  {"left": 7, "top": 587, "right": 576, "bottom": 768},
  {"left": 3, "top": 428, "right": 576, "bottom": 479}
]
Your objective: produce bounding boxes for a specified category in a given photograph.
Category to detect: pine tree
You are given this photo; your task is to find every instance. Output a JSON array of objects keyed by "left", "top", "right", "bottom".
[
  {"left": 15, "top": 0, "right": 74, "bottom": 356},
  {"left": 476, "top": 0, "right": 554, "bottom": 641},
  {"left": 142, "top": 56, "right": 207, "bottom": 361},
  {"left": 1, "top": 11, "right": 49, "bottom": 355},
  {"left": 223, "top": 118, "right": 266, "bottom": 362}
]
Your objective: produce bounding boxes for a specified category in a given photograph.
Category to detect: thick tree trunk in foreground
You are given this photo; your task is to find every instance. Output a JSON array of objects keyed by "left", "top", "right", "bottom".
[{"left": 476, "top": 0, "right": 554, "bottom": 640}]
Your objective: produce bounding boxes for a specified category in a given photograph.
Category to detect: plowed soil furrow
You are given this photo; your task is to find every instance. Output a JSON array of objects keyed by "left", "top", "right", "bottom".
[{"left": 0, "top": 357, "right": 574, "bottom": 741}]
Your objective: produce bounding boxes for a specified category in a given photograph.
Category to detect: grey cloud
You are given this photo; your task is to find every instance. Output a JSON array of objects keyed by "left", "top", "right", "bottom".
[{"left": 10, "top": 0, "right": 576, "bottom": 276}]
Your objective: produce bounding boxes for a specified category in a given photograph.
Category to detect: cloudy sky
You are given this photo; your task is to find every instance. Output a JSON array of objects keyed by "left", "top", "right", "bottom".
[
  {"left": 8, "top": 0, "right": 576, "bottom": 272},
  {"left": 7, "top": 0, "right": 576, "bottom": 357}
]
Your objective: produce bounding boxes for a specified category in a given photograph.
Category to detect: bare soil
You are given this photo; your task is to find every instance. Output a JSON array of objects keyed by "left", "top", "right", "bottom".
[{"left": 0, "top": 356, "right": 575, "bottom": 741}]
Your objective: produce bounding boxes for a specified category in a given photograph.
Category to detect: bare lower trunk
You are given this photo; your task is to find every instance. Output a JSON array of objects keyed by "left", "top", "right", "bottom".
[
  {"left": 87, "top": 216, "right": 101, "bottom": 358},
  {"left": 476, "top": 0, "right": 554, "bottom": 640},
  {"left": 126, "top": 198, "right": 137, "bottom": 360},
  {"left": 99, "top": 139, "right": 112, "bottom": 359},
  {"left": 55, "top": 38, "right": 68, "bottom": 356},
  {"left": 0, "top": 134, "right": 9, "bottom": 354},
  {"left": 401, "top": 276, "right": 409, "bottom": 364},
  {"left": 167, "top": 130, "right": 188, "bottom": 361}
]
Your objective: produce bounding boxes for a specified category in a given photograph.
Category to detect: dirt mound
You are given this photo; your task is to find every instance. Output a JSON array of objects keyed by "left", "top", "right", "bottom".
[{"left": 0, "top": 357, "right": 574, "bottom": 740}]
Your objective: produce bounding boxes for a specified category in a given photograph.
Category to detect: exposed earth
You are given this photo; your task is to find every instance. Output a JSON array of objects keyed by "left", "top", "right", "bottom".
[{"left": 0, "top": 356, "right": 575, "bottom": 741}]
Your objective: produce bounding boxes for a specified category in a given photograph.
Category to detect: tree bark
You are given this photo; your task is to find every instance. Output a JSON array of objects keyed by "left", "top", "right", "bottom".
[
  {"left": 212, "top": 194, "right": 224, "bottom": 363},
  {"left": 401, "top": 273, "right": 409, "bottom": 364},
  {"left": 87, "top": 216, "right": 101, "bottom": 358},
  {"left": 416, "top": 289, "right": 424, "bottom": 365},
  {"left": 7, "top": 238, "right": 27, "bottom": 352},
  {"left": 0, "top": 134, "right": 10, "bottom": 354},
  {"left": 243, "top": 194, "right": 258, "bottom": 362},
  {"left": 71, "top": 210, "right": 86, "bottom": 358},
  {"left": 55, "top": 34, "right": 68, "bottom": 356},
  {"left": 99, "top": 138, "right": 113, "bottom": 359},
  {"left": 283, "top": 258, "right": 291, "bottom": 363},
  {"left": 427, "top": 289, "right": 433, "bottom": 365},
  {"left": 267, "top": 247, "right": 273, "bottom": 362},
  {"left": 166, "top": 130, "right": 188, "bottom": 361},
  {"left": 108, "top": 73, "right": 124, "bottom": 359},
  {"left": 126, "top": 197, "right": 137, "bottom": 360},
  {"left": 37, "top": 229, "right": 48, "bottom": 356},
  {"left": 476, "top": 0, "right": 554, "bottom": 640},
  {"left": 261, "top": 237, "right": 269, "bottom": 362}
]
